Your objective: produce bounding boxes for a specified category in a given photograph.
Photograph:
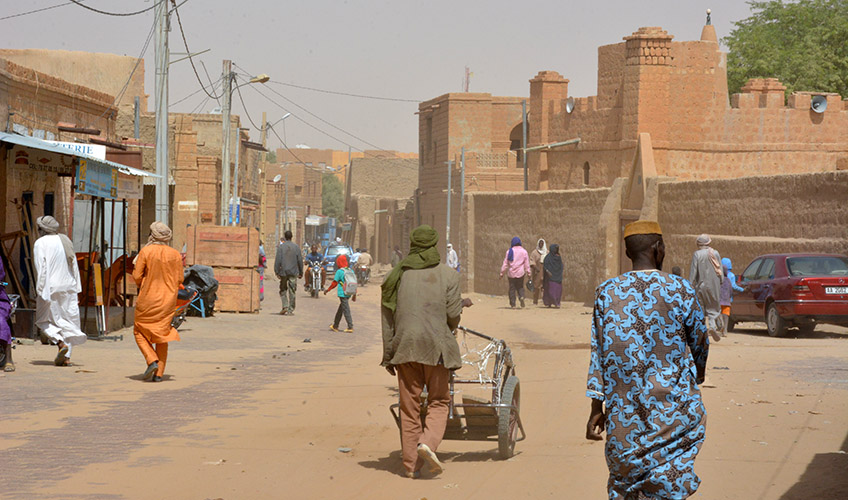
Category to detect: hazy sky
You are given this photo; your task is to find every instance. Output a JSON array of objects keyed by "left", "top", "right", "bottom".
[{"left": 4, "top": 0, "right": 754, "bottom": 153}]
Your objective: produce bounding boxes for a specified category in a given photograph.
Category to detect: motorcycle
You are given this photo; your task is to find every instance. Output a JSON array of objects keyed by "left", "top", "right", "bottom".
[
  {"left": 304, "top": 261, "right": 323, "bottom": 298},
  {"left": 171, "top": 285, "right": 198, "bottom": 330},
  {"left": 355, "top": 264, "right": 370, "bottom": 286}
]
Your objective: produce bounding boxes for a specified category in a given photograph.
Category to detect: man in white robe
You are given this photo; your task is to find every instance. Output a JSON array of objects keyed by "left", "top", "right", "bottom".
[
  {"left": 689, "top": 233, "right": 723, "bottom": 343},
  {"left": 33, "top": 216, "right": 86, "bottom": 366}
]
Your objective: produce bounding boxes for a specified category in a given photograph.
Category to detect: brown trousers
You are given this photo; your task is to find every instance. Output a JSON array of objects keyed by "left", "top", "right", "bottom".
[
  {"left": 396, "top": 362, "right": 451, "bottom": 473},
  {"left": 134, "top": 331, "right": 168, "bottom": 377}
]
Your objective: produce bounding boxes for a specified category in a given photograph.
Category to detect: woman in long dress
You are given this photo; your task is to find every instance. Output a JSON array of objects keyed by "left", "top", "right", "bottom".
[{"left": 542, "top": 244, "right": 564, "bottom": 308}]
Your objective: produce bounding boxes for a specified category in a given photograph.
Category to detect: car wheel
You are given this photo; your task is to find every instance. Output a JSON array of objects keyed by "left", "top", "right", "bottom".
[
  {"left": 766, "top": 303, "right": 786, "bottom": 337},
  {"left": 797, "top": 324, "right": 815, "bottom": 336}
]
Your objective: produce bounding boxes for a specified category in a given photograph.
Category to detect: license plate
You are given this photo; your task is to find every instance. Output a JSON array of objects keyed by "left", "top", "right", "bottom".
[{"left": 825, "top": 286, "right": 848, "bottom": 294}]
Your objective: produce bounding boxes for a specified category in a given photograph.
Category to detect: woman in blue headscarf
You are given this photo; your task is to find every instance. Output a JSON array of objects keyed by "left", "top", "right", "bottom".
[{"left": 499, "top": 237, "right": 530, "bottom": 308}]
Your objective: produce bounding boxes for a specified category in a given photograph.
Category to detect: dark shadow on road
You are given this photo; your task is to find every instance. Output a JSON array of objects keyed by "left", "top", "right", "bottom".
[
  {"left": 729, "top": 324, "right": 848, "bottom": 340},
  {"left": 358, "top": 448, "right": 509, "bottom": 477},
  {"left": 778, "top": 432, "right": 848, "bottom": 500}
]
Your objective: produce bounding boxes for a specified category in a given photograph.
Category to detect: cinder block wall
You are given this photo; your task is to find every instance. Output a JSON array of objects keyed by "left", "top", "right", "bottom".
[
  {"left": 466, "top": 188, "right": 611, "bottom": 301},
  {"left": 659, "top": 170, "right": 848, "bottom": 275}
]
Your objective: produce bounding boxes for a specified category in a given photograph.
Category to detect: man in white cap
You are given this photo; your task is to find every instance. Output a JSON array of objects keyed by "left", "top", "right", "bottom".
[
  {"left": 33, "top": 215, "right": 86, "bottom": 366},
  {"left": 689, "top": 234, "right": 723, "bottom": 342}
]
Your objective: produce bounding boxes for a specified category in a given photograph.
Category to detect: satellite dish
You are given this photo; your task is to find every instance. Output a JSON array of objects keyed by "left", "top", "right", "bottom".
[
  {"left": 811, "top": 95, "right": 827, "bottom": 113},
  {"left": 565, "top": 97, "right": 575, "bottom": 114},
  {"left": 273, "top": 174, "right": 282, "bottom": 183}
]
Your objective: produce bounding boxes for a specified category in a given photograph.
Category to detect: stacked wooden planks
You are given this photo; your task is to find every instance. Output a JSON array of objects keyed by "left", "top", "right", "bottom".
[{"left": 186, "top": 225, "right": 260, "bottom": 313}]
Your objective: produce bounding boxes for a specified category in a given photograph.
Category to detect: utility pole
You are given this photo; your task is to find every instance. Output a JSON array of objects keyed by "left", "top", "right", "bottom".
[
  {"left": 445, "top": 159, "right": 454, "bottom": 252},
  {"left": 522, "top": 100, "right": 528, "bottom": 191},
  {"left": 154, "top": 0, "right": 170, "bottom": 224},
  {"left": 284, "top": 171, "right": 289, "bottom": 232},
  {"left": 459, "top": 147, "right": 465, "bottom": 260},
  {"left": 220, "top": 59, "right": 232, "bottom": 226},
  {"left": 259, "top": 112, "right": 267, "bottom": 246}
]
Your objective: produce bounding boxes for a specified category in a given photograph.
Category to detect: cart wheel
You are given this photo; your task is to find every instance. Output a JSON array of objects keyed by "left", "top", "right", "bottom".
[{"left": 498, "top": 375, "right": 520, "bottom": 459}]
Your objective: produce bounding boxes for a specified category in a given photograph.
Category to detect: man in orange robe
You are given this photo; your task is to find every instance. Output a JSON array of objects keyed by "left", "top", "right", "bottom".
[{"left": 133, "top": 222, "right": 183, "bottom": 382}]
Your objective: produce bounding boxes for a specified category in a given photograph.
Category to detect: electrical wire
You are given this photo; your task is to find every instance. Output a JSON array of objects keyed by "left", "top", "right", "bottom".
[
  {"left": 266, "top": 80, "right": 421, "bottom": 103},
  {"left": 234, "top": 78, "right": 264, "bottom": 130},
  {"left": 247, "top": 84, "right": 363, "bottom": 153},
  {"left": 268, "top": 125, "right": 307, "bottom": 166},
  {"left": 171, "top": 75, "right": 221, "bottom": 107},
  {"left": 0, "top": 2, "right": 73, "bottom": 22},
  {"left": 68, "top": 0, "right": 161, "bottom": 17},
  {"left": 81, "top": 10, "right": 157, "bottom": 129},
  {"left": 172, "top": 1, "right": 223, "bottom": 100},
  {"left": 259, "top": 83, "right": 390, "bottom": 153}
]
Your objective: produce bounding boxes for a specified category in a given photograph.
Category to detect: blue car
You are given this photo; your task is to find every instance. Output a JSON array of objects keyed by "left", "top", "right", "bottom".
[{"left": 323, "top": 244, "right": 353, "bottom": 274}]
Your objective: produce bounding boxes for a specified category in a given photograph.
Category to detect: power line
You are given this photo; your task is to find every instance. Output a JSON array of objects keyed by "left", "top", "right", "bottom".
[
  {"left": 68, "top": 0, "right": 161, "bottom": 17},
  {"left": 172, "top": 1, "right": 223, "bottom": 100},
  {"left": 260, "top": 83, "right": 391, "bottom": 153},
  {"left": 266, "top": 80, "right": 421, "bottom": 103},
  {"left": 171, "top": 75, "right": 221, "bottom": 107},
  {"left": 0, "top": 2, "right": 73, "bottom": 22},
  {"left": 247, "top": 84, "right": 363, "bottom": 153},
  {"left": 81, "top": 10, "right": 157, "bottom": 129},
  {"left": 268, "top": 125, "right": 308, "bottom": 166},
  {"left": 234, "top": 77, "right": 264, "bottom": 130}
]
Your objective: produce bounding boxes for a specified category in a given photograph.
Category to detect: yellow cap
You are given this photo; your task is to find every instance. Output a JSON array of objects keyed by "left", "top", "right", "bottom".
[{"left": 624, "top": 220, "right": 662, "bottom": 238}]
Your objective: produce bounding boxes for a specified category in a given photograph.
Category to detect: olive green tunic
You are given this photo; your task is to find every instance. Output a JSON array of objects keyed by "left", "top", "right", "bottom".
[{"left": 381, "top": 263, "right": 463, "bottom": 370}]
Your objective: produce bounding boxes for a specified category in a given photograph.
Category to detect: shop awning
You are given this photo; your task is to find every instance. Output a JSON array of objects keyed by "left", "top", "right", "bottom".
[
  {"left": 1, "top": 132, "right": 157, "bottom": 200},
  {"left": 0, "top": 132, "right": 157, "bottom": 178}
]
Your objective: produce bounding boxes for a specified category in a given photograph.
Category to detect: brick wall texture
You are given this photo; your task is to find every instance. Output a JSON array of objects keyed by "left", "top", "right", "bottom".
[
  {"left": 465, "top": 188, "right": 611, "bottom": 301},
  {"left": 464, "top": 171, "right": 848, "bottom": 303},
  {"left": 658, "top": 171, "right": 848, "bottom": 276}
]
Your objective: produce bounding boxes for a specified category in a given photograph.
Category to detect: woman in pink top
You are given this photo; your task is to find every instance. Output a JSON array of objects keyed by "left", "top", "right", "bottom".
[{"left": 500, "top": 237, "right": 531, "bottom": 308}]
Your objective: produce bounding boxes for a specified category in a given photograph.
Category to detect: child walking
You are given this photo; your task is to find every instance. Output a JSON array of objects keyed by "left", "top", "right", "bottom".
[
  {"left": 719, "top": 257, "right": 745, "bottom": 337},
  {"left": 324, "top": 254, "right": 355, "bottom": 332}
]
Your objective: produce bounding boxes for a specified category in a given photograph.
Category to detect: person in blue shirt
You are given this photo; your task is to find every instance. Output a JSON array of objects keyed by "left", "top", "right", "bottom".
[
  {"left": 719, "top": 257, "right": 745, "bottom": 337},
  {"left": 324, "top": 254, "right": 355, "bottom": 332}
]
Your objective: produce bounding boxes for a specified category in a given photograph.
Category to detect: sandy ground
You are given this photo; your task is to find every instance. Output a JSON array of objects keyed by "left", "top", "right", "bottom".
[{"left": 2, "top": 270, "right": 847, "bottom": 500}]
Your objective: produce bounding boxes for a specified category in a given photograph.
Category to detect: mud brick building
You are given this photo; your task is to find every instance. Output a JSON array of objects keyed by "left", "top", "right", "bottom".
[
  {"left": 527, "top": 24, "right": 848, "bottom": 190},
  {"left": 416, "top": 93, "right": 526, "bottom": 249},
  {"left": 0, "top": 56, "right": 119, "bottom": 243},
  {"left": 343, "top": 156, "right": 417, "bottom": 263},
  {"left": 261, "top": 161, "right": 323, "bottom": 248}
]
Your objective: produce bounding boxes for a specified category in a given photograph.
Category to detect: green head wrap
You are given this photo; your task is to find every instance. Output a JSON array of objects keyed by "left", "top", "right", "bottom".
[{"left": 380, "top": 225, "right": 441, "bottom": 311}]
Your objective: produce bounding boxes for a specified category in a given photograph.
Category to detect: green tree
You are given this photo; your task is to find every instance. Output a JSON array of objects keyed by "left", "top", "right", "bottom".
[
  {"left": 724, "top": 0, "right": 848, "bottom": 97},
  {"left": 322, "top": 173, "right": 344, "bottom": 219},
  {"left": 265, "top": 150, "right": 277, "bottom": 163}
]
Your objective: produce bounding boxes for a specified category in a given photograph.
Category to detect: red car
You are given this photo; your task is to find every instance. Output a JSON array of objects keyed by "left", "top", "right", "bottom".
[{"left": 730, "top": 253, "right": 848, "bottom": 337}]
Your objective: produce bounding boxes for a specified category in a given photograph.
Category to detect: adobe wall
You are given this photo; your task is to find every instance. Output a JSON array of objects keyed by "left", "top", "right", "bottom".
[
  {"left": 0, "top": 49, "right": 147, "bottom": 110},
  {"left": 464, "top": 187, "right": 611, "bottom": 301},
  {"left": 532, "top": 27, "right": 848, "bottom": 191},
  {"left": 658, "top": 170, "right": 848, "bottom": 275}
]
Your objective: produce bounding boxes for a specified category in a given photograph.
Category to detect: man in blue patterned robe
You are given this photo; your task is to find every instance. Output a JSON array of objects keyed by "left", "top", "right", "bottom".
[{"left": 586, "top": 220, "right": 709, "bottom": 499}]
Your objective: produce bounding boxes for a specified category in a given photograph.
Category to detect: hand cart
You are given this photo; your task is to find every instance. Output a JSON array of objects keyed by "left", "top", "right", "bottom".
[{"left": 390, "top": 326, "right": 526, "bottom": 459}]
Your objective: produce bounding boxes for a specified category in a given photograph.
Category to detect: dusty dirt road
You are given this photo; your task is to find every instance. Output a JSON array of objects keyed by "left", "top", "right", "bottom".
[{"left": 2, "top": 271, "right": 847, "bottom": 499}]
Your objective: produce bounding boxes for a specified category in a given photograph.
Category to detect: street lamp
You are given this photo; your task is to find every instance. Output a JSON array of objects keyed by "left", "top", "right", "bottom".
[{"left": 221, "top": 61, "right": 270, "bottom": 226}]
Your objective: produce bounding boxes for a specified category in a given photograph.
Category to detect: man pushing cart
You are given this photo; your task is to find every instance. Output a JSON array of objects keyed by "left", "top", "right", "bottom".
[{"left": 381, "top": 225, "right": 525, "bottom": 479}]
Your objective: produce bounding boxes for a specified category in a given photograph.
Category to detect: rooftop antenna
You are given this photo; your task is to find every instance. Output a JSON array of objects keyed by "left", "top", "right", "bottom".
[{"left": 463, "top": 66, "right": 472, "bottom": 92}]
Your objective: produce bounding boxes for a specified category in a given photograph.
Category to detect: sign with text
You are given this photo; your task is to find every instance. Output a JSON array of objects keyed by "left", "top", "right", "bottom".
[
  {"left": 44, "top": 141, "right": 106, "bottom": 160},
  {"left": 76, "top": 159, "right": 117, "bottom": 198}
]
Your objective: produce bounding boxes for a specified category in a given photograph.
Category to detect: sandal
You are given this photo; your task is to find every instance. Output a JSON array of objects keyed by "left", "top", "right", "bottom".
[
  {"left": 54, "top": 346, "right": 69, "bottom": 366},
  {"left": 3, "top": 362, "right": 15, "bottom": 372}
]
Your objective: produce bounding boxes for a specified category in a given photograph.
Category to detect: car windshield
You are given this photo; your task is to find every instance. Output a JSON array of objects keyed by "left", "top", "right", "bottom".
[
  {"left": 326, "top": 246, "right": 350, "bottom": 257},
  {"left": 786, "top": 256, "right": 848, "bottom": 277}
]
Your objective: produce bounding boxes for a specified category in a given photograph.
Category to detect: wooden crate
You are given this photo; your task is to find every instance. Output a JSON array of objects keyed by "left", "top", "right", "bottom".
[
  {"left": 213, "top": 267, "right": 259, "bottom": 313},
  {"left": 186, "top": 225, "right": 259, "bottom": 268}
]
